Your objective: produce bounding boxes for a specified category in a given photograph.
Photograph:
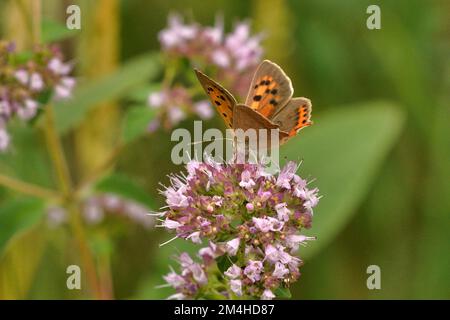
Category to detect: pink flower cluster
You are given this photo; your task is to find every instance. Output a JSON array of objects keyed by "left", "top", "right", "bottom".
[
  {"left": 47, "top": 193, "right": 153, "bottom": 228},
  {"left": 159, "top": 159, "right": 319, "bottom": 299},
  {"left": 163, "top": 250, "right": 212, "bottom": 300},
  {"left": 147, "top": 14, "right": 264, "bottom": 131},
  {"left": 0, "top": 41, "right": 75, "bottom": 151},
  {"left": 147, "top": 86, "right": 212, "bottom": 131},
  {"left": 159, "top": 14, "right": 263, "bottom": 90}
]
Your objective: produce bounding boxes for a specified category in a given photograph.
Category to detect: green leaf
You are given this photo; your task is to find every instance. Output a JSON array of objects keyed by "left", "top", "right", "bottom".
[
  {"left": 42, "top": 19, "right": 78, "bottom": 43},
  {"left": 0, "top": 197, "right": 46, "bottom": 253},
  {"left": 0, "top": 225, "right": 47, "bottom": 299},
  {"left": 280, "top": 101, "right": 405, "bottom": 259},
  {"left": 95, "top": 173, "right": 156, "bottom": 209},
  {"left": 133, "top": 237, "right": 198, "bottom": 299},
  {"left": 127, "top": 83, "right": 161, "bottom": 104},
  {"left": 0, "top": 125, "right": 54, "bottom": 188},
  {"left": 274, "top": 287, "right": 292, "bottom": 299},
  {"left": 121, "top": 106, "right": 156, "bottom": 144},
  {"left": 216, "top": 255, "right": 232, "bottom": 274},
  {"left": 13, "top": 51, "right": 33, "bottom": 64},
  {"left": 53, "top": 52, "right": 161, "bottom": 134}
]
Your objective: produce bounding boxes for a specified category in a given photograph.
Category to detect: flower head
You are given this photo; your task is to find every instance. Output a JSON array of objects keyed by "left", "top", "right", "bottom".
[
  {"left": 159, "top": 158, "right": 319, "bottom": 299},
  {"left": 0, "top": 41, "right": 76, "bottom": 152},
  {"left": 148, "top": 14, "right": 264, "bottom": 131}
]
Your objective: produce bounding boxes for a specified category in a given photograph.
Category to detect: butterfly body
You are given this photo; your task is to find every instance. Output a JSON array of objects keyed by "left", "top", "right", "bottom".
[{"left": 195, "top": 60, "right": 312, "bottom": 145}]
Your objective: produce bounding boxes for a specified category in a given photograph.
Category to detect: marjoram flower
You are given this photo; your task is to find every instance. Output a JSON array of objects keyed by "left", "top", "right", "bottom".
[{"left": 159, "top": 158, "right": 319, "bottom": 299}]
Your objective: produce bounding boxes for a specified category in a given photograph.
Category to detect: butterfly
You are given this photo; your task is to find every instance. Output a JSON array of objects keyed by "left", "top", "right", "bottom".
[{"left": 195, "top": 60, "right": 312, "bottom": 145}]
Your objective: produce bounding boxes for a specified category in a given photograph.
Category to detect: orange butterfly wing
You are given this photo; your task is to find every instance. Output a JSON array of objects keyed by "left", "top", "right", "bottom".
[
  {"left": 272, "top": 97, "right": 312, "bottom": 139},
  {"left": 245, "top": 60, "right": 293, "bottom": 119},
  {"left": 195, "top": 69, "right": 237, "bottom": 128}
]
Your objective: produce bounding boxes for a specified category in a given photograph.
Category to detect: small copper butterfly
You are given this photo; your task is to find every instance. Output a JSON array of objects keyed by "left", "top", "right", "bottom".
[{"left": 195, "top": 60, "right": 312, "bottom": 145}]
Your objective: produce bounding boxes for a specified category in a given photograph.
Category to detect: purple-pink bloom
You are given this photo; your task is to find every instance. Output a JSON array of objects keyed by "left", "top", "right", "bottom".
[
  {"left": 159, "top": 158, "right": 320, "bottom": 299},
  {"left": 164, "top": 270, "right": 186, "bottom": 288},
  {"left": 276, "top": 161, "right": 297, "bottom": 189},
  {"left": 230, "top": 279, "right": 242, "bottom": 296},
  {"left": 272, "top": 262, "right": 290, "bottom": 279},
  {"left": 275, "top": 203, "right": 291, "bottom": 222},
  {"left": 224, "top": 264, "right": 242, "bottom": 279},
  {"left": 261, "top": 289, "right": 275, "bottom": 300},
  {"left": 244, "top": 260, "right": 263, "bottom": 283},
  {"left": 225, "top": 238, "right": 240, "bottom": 256},
  {"left": 239, "top": 170, "right": 256, "bottom": 189}
]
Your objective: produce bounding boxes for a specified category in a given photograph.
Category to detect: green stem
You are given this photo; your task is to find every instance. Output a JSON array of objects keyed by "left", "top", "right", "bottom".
[
  {"left": 31, "top": 0, "right": 41, "bottom": 45},
  {"left": 0, "top": 174, "right": 59, "bottom": 200},
  {"left": 30, "top": 2, "right": 103, "bottom": 299},
  {"left": 44, "top": 106, "right": 72, "bottom": 198},
  {"left": 43, "top": 105, "right": 102, "bottom": 299}
]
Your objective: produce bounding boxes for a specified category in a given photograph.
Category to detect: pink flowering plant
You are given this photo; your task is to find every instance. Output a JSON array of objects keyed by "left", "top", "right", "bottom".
[
  {"left": 156, "top": 158, "right": 319, "bottom": 299},
  {"left": 0, "top": 41, "right": 75, "bottom": 151},
  {"left": 146, "top": 14, "right": 264, "bottom": 131}
]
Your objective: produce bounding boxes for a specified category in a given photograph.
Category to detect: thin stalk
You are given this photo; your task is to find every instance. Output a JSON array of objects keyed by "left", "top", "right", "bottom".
[
  {"left": 43, "top": 106, "right": 72, "bottom": 197},
  {"left": 0, "top": 174, "right": 59, "bottom": 200},
  {"left": 97, "top": 236, "right": 115, "bottom": 300},
  {"left": 31, "top": 0, "right": 41, "bottom": 44},
  {"left": 43, "top": 106, "right": 102, "bottom": 299}
]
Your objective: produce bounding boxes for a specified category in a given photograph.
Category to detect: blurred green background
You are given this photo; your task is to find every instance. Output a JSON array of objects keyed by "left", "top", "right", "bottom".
[{"left": 0, "top": 0, "right": 449, "bottom": 299}]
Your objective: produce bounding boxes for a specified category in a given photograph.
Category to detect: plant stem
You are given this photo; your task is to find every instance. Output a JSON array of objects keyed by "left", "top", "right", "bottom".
[
  {"left": 31, "top": 0, "right": 41, "bottom": 44},
  {"left": 44, "top": 106, "right": 72, "bottom": 197},
  {"left": 43, "top": 105, "right": 102, "bottom": 299},
  {"left": 0, "top": 174, "right": 59, "bottom": 200}
]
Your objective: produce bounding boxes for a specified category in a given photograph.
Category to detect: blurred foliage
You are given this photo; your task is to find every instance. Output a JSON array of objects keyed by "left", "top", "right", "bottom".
[{"left": 0, "top": 0, "right": 448, "bottom": 299}]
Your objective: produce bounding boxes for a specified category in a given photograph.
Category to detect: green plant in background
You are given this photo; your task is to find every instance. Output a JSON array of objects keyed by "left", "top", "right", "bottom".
[{"left": 0, "top": 0, "right": 448, "bottom": 300}]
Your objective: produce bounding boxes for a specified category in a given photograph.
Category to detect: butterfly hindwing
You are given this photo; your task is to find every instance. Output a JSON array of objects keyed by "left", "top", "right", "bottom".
[
  {"left": 233, "top": 104, "right": 280, "bottom": 131},
  {"left": 271, "top": 97, "right": 312, "bottom": 140},
  {"left": 233, "top": 104, "right": 289, "bottom": 148},
  {"left": 195, "top": 69, "right": 237, "bottom": 128},
  {"left": 245, "top": 60, "right": 294, "bottom": 119}
]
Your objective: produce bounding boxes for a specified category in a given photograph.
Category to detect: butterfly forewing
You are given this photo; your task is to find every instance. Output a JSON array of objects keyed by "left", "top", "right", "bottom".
[
  {"left": 245, "top": 60, "right": 294, "bottom": 119},
  {"left": 271, "top": 97, "right": 312, "bottom": 138},
  {"left": 195, "top": 69, "right": 237, "bottom": 128}
]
